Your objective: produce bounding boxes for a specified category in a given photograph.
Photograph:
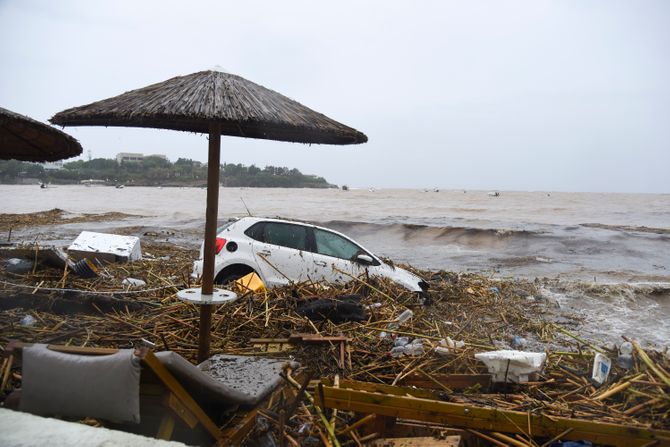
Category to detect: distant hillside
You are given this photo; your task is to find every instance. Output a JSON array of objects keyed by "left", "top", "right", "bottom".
[{"left": 0, "top": 158, "right": 336, "bottom": 188}]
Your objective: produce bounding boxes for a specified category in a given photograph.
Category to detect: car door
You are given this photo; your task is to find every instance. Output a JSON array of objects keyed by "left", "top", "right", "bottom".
[
  {"left": 308, "top": 227, "right": 373, "bottom": 285},
  {"left": 249, "top": 221, "right": 313, "bottom": 287}
]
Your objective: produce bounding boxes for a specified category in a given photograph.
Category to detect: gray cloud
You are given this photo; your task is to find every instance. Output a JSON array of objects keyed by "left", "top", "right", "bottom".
[{"left": 1, "top": 0, "right": 668, "bottom": 192}]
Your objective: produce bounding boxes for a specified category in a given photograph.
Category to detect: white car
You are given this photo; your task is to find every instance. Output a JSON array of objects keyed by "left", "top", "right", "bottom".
[{"left": 192, "top": 217, "right": 429, "bottom": 297}]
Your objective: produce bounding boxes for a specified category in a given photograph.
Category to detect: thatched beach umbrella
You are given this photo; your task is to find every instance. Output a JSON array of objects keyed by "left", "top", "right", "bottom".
[
  {"left": 0, "top": 106, "right": 82, "bottom": 162},
  {"left": 51, "top": 69, "right": 367, "bottom": 362}
]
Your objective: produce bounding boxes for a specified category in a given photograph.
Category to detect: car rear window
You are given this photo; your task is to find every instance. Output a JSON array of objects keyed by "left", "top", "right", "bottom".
[{"left": 245, "top": 221, "right": 308, "bottom": 251}]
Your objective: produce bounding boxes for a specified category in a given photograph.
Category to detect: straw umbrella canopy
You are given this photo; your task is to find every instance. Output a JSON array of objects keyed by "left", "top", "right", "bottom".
[
  {"left": 51, "top": 70, "right": 367, "bottom": 362},
  {"left": 0, "top": 106, "right": 82, "bottom": 162}
]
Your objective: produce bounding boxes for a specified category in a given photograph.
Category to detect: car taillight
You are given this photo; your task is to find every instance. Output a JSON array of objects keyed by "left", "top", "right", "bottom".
[{"left": 215, "top": 237, "right": 227, "bottom": 254}]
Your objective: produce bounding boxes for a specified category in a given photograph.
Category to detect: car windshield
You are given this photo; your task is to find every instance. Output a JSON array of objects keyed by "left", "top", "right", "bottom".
[{"left": 313, "top": 228, "right": 362, "bottom": 260}]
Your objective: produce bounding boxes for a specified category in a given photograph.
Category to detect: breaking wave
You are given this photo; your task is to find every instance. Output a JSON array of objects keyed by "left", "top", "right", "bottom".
[{"left": 320, "top": 220, "right": 548, "bottom": 249}]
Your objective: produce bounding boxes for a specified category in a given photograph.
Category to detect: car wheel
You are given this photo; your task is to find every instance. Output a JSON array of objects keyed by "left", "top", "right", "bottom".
[{"left": 214, "top": 265, "right": 255, "bottom": 285}]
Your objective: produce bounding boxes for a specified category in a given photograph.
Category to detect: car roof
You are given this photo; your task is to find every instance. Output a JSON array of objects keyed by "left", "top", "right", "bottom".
[
  {"left": 235, "top": 216, "right": 323, "bottom": 230},
  {"left": 232, "top": 216, "right": 361, "bottom": 242}
]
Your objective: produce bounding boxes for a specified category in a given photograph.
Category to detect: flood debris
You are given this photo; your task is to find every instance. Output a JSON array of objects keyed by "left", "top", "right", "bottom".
[
  {"left": 1, "top": 245, "right": 99, "bottom": 278},
  {"left": 1, "top": 237, "right": 670, "bottom": 446},
  {"left": 68, "top": 231, "right": 141, "bottom": 263},
  {"left": 297, "top": 295, "right": 367, "bottom": 323},
  {"left": 474, "top": 349, "right": 546, "bottom": 383},
  {"left": 4, "top": 258, "right": 32, "bottom": 275}
]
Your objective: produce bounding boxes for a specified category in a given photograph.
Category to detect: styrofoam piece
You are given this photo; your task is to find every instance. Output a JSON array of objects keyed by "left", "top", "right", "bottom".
[
  {"left": 474, "top": 350, "right": 546, "bottom": 383},
  {"left": 68, "top": 231, "right": 141, "bottom": 263}
]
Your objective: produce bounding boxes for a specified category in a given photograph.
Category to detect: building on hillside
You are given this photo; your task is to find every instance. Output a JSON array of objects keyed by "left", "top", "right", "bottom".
[
  {"left": 116, "top": 153, "right": 169, "bottom": 164},
  {"left": 41, "top": 161, "right": 64, "bottom": 170},
  {"left": 116, "top": 152, "right": 144, "bottom": 164}
]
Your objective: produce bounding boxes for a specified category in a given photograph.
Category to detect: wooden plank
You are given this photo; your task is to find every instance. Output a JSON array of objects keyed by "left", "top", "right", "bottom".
[
  {"left": 219, "top": 373, "right": 302, "bottom": 446},
  {"left": 141, "top": 351, "right": 223, "bottom": 442},
  {"left": 288, "top": 333, "right": 350, "bottom": 343},
  {"left": 399, "top": 374, "right": 492, "bottom": 392},
  {"left": 369, "top": 436, "right": 461, "bottom": 447},
  {"left": 317, "top": 382, "right": 670, "bottom": 447},
  {"left": 331, "top": 379, "right": 440, "bottom": 400},
  {"left": 156, "top": 414, "right": 176, "bottom": 440}
]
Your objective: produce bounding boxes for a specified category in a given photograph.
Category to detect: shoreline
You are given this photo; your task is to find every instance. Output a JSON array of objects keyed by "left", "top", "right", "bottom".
[{"left": 0, "top": 209, "right": 668, "bottom": 348}]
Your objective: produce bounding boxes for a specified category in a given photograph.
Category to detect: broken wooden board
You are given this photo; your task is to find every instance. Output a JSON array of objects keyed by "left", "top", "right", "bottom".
[
  {"left": 316, "top": 380, "right": 670, "bottom": 447},
  {"left": 399, "top": 374, "right": 492, "bottom": 392},
  {"left": 369, "top": 436, "right": 461, "bottom": 447}
]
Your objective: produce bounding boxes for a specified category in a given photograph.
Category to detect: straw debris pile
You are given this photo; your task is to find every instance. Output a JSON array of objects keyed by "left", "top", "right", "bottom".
[{"left": 1, "top": 239, "right": 669, "bottom": 444}]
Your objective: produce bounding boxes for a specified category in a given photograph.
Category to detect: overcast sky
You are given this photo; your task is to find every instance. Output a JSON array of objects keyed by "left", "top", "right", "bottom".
[{"left": 1, "top": 1, "right": 668, "bottom": 192}]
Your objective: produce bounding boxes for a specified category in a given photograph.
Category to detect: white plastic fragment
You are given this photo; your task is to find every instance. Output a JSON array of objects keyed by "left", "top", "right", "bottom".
[
  {"left": 474, "top": 350, "right": 547, "bottom": 383},
  {"left": 68, "top": 231, "right": 142, "bottom": 263},
  {"left": 122, "top": 278, "right": 147, "bottom": 288},
  {"left": 434, "top": 346, "right": 451, "bottom": 357},
  {"left": 591, "top": 353, "right": 611, "bottom": 386},
  {"left": 439, "top": 337, "right": 465, "bottom": 349}
]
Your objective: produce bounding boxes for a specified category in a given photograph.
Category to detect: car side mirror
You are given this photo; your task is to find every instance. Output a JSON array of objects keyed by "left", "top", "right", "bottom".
[{"left": 356, "top": 254, "right": 374, "bottom": 265}]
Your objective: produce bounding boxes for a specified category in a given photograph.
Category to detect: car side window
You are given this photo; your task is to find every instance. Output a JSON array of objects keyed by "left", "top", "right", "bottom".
[
  {"left": 263, "top": 222, "right": 307, "bottom": 251},
  {"left": 244, "top": 222, "right": 266, "bottom": 241},
  {"left": 313, "top": 228, "right": 362, "bottom": 261}
]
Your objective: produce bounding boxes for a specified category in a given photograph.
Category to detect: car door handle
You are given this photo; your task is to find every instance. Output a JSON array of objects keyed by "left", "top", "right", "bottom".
[
  {"left": 314, "top": 261, "right": 327, "bottom": 267},
  {"left": 258, "top": 250, "right": 272, "bottom": 256}
]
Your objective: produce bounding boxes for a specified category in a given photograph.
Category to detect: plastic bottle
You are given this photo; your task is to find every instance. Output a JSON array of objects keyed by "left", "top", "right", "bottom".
[
  {"left": 617, "top": 342, "right": 634, "bottom": 370},
  {"left": 394, "top": 337, "right": 410, "bottom": 347},
  {"left": 397, "top": 309, "right": 414, "bottom": 323},
  {"left": 440, "top": 337, "right": 465, "bottom": 349},
  {"left": 511, "top": 335, "right": 526, "bottom": 348},
  {"left": 20, "top": 315, "right": 36, "bottom": 327},
  {"left": 387, "top": 309, "right": 414, "bottom": 331},
  {"left": 404, "top": 340, "right": 425, "bottom": 356},
  {"left": 434, "top": 346, "right": 451, "bottom": 357}
]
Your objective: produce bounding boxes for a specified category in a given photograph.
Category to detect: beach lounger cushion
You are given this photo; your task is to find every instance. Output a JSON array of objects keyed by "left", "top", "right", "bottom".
[
  {"left": 198, "top": 354, "right": 299, "bottom": 407},
  {"left": 154, "top": 351, "right": 297, "bottom": 408},
  {"left": 154, "top": 351, "right": 250, "bottom": 408},
  {"left": 19, "top": 344, "right": 141, "bottom": 424}
]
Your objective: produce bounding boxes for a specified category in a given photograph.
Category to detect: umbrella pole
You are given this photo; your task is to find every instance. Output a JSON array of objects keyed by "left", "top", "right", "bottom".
[{"left": 198, "top": 123, "right": 222, "bottom": 363}]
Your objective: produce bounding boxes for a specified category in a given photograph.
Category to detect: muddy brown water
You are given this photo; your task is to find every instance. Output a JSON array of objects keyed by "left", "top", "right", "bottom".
[{"left": 2, "top": 185, "right": 669, "bottom": 347}]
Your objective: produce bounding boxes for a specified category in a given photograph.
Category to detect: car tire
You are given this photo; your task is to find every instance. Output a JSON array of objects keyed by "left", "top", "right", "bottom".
[{"left": 214, "top": 265, "right": 255, "bottom": 285}]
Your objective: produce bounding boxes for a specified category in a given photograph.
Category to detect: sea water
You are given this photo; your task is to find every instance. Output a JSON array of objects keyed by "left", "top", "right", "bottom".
[{"left": 2, "top": 185, "right": 669, "bottom": 346}]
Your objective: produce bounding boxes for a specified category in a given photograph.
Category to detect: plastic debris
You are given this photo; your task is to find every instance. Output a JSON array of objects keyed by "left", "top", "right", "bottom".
[
  {"left": 68, "top": 231, "right": 142, "bottom": 263},
  {"left": 434, "top": 346, "right": 451, "bottom": 357},
  {"left": 591, "top": 353, "right": 611, "bottom": 386},
  {"left": 511, "top": 335, "right": 527, "bottom": 348},
  {"left": 394, "top": 337, "right": 410, "bottom": 347},
  {"left": 387, "top": 308, "right": 414, "bottom": 330},
  {"left": 617, "top": 342, "right": 634, "bottom": 370},
  {"left": 475, "top": 350, "right": 547, "bottom": 383},
  {"left": 440, "top": 337, "right": 465, "bottom": 349},
  {"left": 390, "top": 338, "right": 425, "bottom": 357},
  {"left": 20, "top": 315, "right": 36, "bottom": 327},
  {"left": 235, "top": 272, "right": 266, "bottom": 293},
  {"left": 70, "top": 258, "right": 99, "bottom": 278},
  {"left": 122, "top": 277, "right": 147, "bottom": 288},
  {"left": 5, "top": 258, "right": 33, "bottom": 274}
]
